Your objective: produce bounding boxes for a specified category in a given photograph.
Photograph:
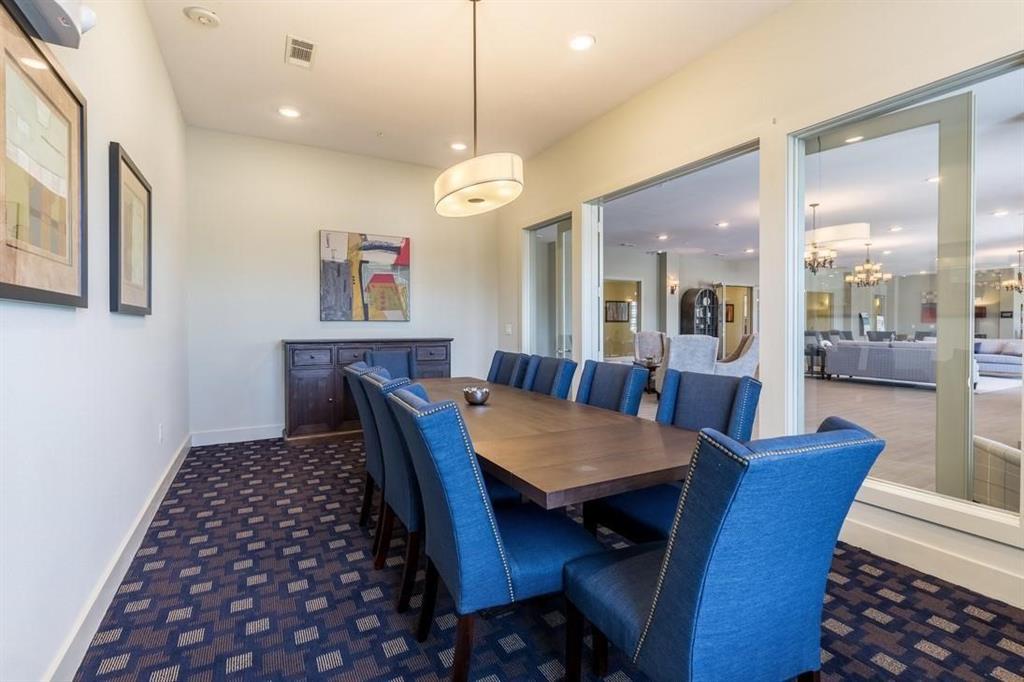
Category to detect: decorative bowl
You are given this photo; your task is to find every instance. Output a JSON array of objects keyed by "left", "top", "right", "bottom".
[{"left": 463, "top": 386, "right": 490, "bottom": 406}]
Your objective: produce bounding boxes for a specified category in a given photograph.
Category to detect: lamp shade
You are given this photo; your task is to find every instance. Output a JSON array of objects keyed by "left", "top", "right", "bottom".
[{"left": 434, "top": 152, "right": 524, "bottom": 217}]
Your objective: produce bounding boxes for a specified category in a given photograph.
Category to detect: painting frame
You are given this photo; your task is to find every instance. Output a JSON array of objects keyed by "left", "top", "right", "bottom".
[
  {"left": 319, "top": 230, "right": 411, "bottom": 321},
  {"left": 0, "top": 0, "right": 88, "bottom": 308},
  {"left": 605, "top": 300, "right": 629, "bottom": 323},
  {"left": 725, "top": 303, "right": 735, "bottom": 323},
  {"left": 109, "top": 142, "right": 152, "bottom": 315}
]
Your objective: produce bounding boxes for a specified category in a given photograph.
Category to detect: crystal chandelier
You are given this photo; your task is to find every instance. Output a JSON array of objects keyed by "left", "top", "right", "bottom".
[
  {"left": 434, "top": 0, "right": 524, "bottom": 217},
  {"left": 1004, "top": 249, "right": 1024, "bottom": 294},
  {"left": 804, "top": 203, "right": 836, "bottom": 274},
  {"left": 845, "top": 242, "right": 892, "bottom": 287}
]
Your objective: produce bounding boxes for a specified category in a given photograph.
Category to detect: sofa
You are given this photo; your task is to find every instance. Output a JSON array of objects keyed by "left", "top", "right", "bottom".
[
  {"left": 975, "top": 339, "right": 1022, "bottom": 378},
  {"left": 824, "top": 340, "right": 938, "bottom": 384}
]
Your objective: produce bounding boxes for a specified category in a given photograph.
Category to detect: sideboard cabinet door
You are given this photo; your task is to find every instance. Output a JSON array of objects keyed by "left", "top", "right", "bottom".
[{"left": 288, "top": 369, "right": 338, "bottom": 436}]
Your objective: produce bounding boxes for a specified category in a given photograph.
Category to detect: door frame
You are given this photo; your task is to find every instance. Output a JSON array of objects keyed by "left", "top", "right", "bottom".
[
  {"left": 789, "top": 54, "right": 1023, "bottom": 548},
  {"left": 520, "top": 213, "right": 572, "bottom": 356}
]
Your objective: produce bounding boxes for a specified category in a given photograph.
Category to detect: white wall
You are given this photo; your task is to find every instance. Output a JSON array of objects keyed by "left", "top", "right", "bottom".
[
  {"left": 186, "top": 129, "right": 499, "bottom": 444},
  {"left": 0, "top": 3, "right": 189, "bottom": 680},
  {"left": 494, "top": 0, "right": 1024, "bottom": 604}
]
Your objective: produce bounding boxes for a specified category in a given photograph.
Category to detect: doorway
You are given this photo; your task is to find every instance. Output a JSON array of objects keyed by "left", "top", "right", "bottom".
[
  {"left": 524, "top": 217, "right": 573, "bottom": 359},
  {"left": 603, "top": 279, "right": 641, "bottom": 360},
  {"left": 719, "top": 284, "right": 754, "bottom": 358}
]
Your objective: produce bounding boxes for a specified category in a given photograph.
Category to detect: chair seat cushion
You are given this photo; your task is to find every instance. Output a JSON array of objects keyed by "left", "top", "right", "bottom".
[
  {"left": 564, "top": 542, "right": 664, "bottom": 653},
  {"left": 484, "top": 475, "right": 521, "bottom": 505},
  {"left": 495, "top": 505, "right": 604, "bottom": 602},
  {"left": 588, "top": 483, "right": 683, "bottom": 542}
]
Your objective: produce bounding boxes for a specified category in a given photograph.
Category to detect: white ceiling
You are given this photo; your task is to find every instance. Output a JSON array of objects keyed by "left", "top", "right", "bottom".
[
  {"left": 605, "top": 69, "right": 1024, "bottom": 277},
  {"left": 143, "top": 0, "right": 787, "bottom": 169}
]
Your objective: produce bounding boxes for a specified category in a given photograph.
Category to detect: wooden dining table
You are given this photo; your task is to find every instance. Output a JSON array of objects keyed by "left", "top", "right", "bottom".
[{"left": 418, "top": 377, "right": 699, "bottom": 510}]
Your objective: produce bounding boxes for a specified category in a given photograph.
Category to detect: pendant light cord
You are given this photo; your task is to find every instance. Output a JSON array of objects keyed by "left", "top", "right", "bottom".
[{"left": 472, "top": 0, "right": 478, "bottom": 157}]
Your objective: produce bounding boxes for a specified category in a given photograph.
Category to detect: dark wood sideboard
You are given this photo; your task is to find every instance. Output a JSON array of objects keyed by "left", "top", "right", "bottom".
[{"left": 282, "top": 338, "right": 453, "bottom": 439}]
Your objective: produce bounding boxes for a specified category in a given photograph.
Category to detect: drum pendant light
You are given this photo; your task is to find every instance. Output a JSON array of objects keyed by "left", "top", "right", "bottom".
[{"left": 434, "top": 0, "right": 523, "bottom": 217}]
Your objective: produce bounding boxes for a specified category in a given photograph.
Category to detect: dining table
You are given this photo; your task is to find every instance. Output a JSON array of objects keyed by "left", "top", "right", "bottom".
[{"left": 418, "top": 377, "right": 699, "bottom": 510}]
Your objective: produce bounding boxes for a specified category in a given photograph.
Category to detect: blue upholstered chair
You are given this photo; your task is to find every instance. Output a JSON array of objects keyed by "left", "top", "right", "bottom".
[
  {"left": 366, "top": 348, "right": 415, "bottom": 379},
  {"left": 575, "top": 360, "right": 647, "bottom": 416},
  {"left": 387, "top": 388, "right": 604, "bottom": 680},
  {"left": 360, "top": 372, "right": 426, "bottom": 612},
  {"left": 564, "top": 418, "right": 885, "bottom": 682},
  {"left": 341, "top": 362, "right": 391, "bottom": 532},
  {"left": 521, "top": 355, "right": 577, "bottom": 399},
  {"left": 486, "top": 350, "right": 528, "bottom": 387},
  {"left": 583, "top": 370, "right": 762, "bottom": 542}
]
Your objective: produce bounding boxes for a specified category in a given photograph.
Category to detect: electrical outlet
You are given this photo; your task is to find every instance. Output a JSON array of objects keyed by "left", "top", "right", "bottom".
[
  {"left": 158, "top": 423, "right": 164, "bottom": 444},
  {"left": 504, "top": 323, "right": 513, "bottom": 336}
]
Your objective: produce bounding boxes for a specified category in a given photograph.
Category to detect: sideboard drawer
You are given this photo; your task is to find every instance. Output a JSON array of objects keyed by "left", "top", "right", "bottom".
[
  {"left": 416, "top": 344, "right": 449, "bottom": 362},
  {"left": 416, "top": 364, "right": 450, "bottom": 379},
  {"left": 291, "top": 347, "right": 333, "bottom": 367},
  {"left": 336, "top": 347, "right": 372, "bottom": 364}
]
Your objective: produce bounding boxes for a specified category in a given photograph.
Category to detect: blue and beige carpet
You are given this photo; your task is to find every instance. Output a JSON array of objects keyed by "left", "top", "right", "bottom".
[{"left": 75, "top": 437, "right": 1024, "bottom": 681}]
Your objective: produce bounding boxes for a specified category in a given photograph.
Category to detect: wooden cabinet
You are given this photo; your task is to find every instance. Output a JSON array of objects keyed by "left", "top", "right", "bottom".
[{"left": 282, "top": 338, "right": 452, "bottom": 439}]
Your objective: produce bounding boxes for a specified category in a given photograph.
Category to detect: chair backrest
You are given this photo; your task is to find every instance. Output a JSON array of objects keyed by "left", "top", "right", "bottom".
[
  {"left": 656, "top": 370, "right": 761, "bottom": 441},
  {"left": 575, "top": 360, "right": 647, "bottom": 415},
  {"left": 341, "top": 363, "right": 390, "bottom": 483},
  {"left": 866, "top": 331, "right": 894, "bottom": 342},
  {"left": 387, "top": 388, "right": 514, "bottom": 615},
  {"left": 804, "top": 331, "right": 823, "bottom": 352},
  {"left": 365, "top": 348, "right": 414, "bottom": 379},
  {"left": 914, "top": 330, "right": 936, "bottom": 341},
  {"left": 631, "top": 419, "right": 884, "bottom": 682},
  {"left": 715, "top": 335, "right": 759, "bottom": 378},
  {"left": 362, "top": 372, "right": 428, "bottom": 531},
  {"left": 657, "top": 334, "right": 719, "bottom": 391},
  {"left": 720, "top": 334, "right": 750, "bottom": 364},
  {"left": 634, "top": 331, "right": 666, "bottom": 363},
  {"left": 486, "top": 350, "right": 529, "bottom": 387},
  {"left": 522, "top": 355, "right": 577, "bottom": 399}
]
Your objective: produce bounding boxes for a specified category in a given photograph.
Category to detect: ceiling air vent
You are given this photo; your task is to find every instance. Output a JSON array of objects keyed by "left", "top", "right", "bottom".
[{"left": 285, "top": 35, "right": 315, "bottom": 68}]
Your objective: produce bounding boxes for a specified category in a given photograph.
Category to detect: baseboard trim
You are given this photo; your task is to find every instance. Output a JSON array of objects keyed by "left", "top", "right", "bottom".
[
  {"left": 45, "top": 434, "right": 193, "bottom": 682},
  {"left": 191, "top": 424, "right": 283, "bottom": 446},
  {"left": 841, "top": 503, "right": 1024, "bottom": 608}
]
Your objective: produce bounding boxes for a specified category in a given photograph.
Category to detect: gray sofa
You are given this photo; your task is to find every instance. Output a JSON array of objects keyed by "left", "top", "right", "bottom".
[
  {"left": 975, "top": 339, "right": 1022, "bottom": 378},
  {"left": 824, "top": 340, "right": 938, "bottom": 384}
]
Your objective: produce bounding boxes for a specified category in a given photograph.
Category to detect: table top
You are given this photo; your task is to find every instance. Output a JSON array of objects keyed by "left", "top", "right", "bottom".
[{"left": 418, "top": 377, "right": 697, "bottom": 509}]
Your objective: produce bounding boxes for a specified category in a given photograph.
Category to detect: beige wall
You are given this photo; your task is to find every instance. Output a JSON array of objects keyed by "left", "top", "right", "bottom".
[
  {"left": 186, "top": 128, "right": 500, "bottom": 443},
  {"left": 493, "top": 0, "right": 1023, "bottom": 604},
  {"left": 0, "top": 3, "right": 189, "bottom": 679}
]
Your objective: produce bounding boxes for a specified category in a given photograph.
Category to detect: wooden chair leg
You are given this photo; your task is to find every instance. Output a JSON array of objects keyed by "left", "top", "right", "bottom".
[
  {"left": 417, "top": 559, "right": 439, "bottom": 642},
  {"left": 396, "top": 530, "right": 420, "bottom": 613},
  {"left": 358, "top": 474, "right": 374, "bottom": 527},
  {"left": 592, "top": 627, "right": 608, "bottom": 678},
  {"left": 374, "top": 504, "right": 395, "bottom": 570},
  {"left": 452, "top": 614, "right": 475, "bottom": 682},
  {"left": 565, "top": 601, "right": 584, "bottom": 682},
  {"left": 796, "top": 672, "right": 821, "bottom": 682},
  {"left": 371, "top": 495, "right": 388, "bottom": 556}
]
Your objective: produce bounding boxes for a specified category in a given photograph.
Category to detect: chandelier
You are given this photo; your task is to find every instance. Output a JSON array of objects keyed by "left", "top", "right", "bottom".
[
  {"left": 804, "top": 203, "right": 836, "bottom": 274},
  {"left": 434, "top": 0, "right": 524, "bottom": 217},
  {"left": 845, "top": 242, "right": 892, "bottom": 287},
  {"left": 1004, "top": 249, "right": 1024, "bottom": 294}
]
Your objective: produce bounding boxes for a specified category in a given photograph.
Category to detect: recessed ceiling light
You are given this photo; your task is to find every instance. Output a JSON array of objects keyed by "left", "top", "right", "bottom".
[
  {"left": 926, "top": 176, "right": 941, "bottom": 183},
  {"left": 919, "top": 270, "right": 927, "bottom": 275},
  {"left": 882, "top": 250, "right": 892, "bottom": 255},
  {"left": 844, "top": 136, "right": 864, "bottom": 143},
  {"left": 450, "top": 142, "right": 467, "bottom": 151},
  {"left": 657, "top": 234, "right": 669, "bottom": 241},
  {"left": 992, "top": 209, "right": 1009, "bottom": 217},
  {"left": 745, "top": 248, "right": 755, "bottom": 254},
  {"left": 715, "top": 221, "right": 729, "bottom": 228},
  {"left": 19, "top": 57, "right": 47, "bottom": 70},
  {"left": 277, "top": 106, "right": 301, "bottom": 119},
  {"left": 889, "top": 225, "right": 903, "bottom": 232},
  {"left": 183, "top": 6, "right": 220, "bottom": 27},
  {"left": 569, "top": 34, "right": 596, "bottom": 51}
]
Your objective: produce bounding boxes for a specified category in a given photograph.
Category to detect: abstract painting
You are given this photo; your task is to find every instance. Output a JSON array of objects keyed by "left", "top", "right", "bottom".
[
  {"left": 320, "top": 230, "right": 410, "bottom": 321},
  {"left": 109, "top": 143, "right": 152, "bottom": 315},
  {"left": 0, "top": 2, "right": 87, "bottom": 307}
]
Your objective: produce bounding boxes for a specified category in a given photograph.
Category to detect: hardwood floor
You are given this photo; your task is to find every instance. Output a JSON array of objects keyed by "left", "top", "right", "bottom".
[{"left": 637, "top": 377, "right": 1022, "bottom": 495}]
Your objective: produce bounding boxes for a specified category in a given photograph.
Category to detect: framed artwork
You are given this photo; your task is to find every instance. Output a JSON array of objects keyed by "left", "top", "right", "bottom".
[
  {"left": 921, "top": 302, "right": 937, "bottom": 324},
  {"left": 974, "top": 306, "right": 987, "bottom": 319},
  {"left": 605, "top": 300, "right": 629, "bottom": 323},
  {"left": 725, "top": 303, "right": 735, "bottom": 323},
  {"left": 320, "top": 230, "right": 410, "bottom": 321},
  {"left": 0, "top": 0, "right": 87, "bottom": 307},
  {"left": 109, "top": 143, "right": 152, "bottom": 315}
]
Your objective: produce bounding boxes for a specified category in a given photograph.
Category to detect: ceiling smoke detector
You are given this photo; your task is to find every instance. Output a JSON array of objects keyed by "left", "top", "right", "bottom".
[
  {"left": 285, "top": 35, "right": 315, "bottom": 68},
  {"left": 183, "top": 6, "right": 219, "bottom": 27}
]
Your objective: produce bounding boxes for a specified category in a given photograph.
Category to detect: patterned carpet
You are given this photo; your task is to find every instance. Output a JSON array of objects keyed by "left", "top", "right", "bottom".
[{"left": 75, "top": 437, "right": 1024, "bottom": 681}]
